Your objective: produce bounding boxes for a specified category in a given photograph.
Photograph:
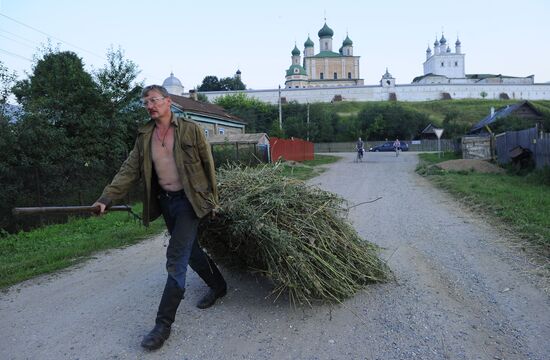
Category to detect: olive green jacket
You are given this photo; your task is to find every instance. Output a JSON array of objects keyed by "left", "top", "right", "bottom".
[{"left": 97, "top": 113, "right": 218, "bottom": 225}]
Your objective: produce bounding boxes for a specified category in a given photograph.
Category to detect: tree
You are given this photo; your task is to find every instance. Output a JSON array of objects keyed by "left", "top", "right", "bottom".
[
  {"left": 480, "top": 91, "right": 488, "bottom": 99},
  {"left": 219, "top": 76, "right": 246, "bottom": 91},
  {"left": 94, "top": 46, "right": 145, "bottom": 154},
  {"left": 198, "top": 75, "right": 246, "bottom": 91},
  {"left": 12, "top": 50, "right": 102, "bottom": 134},
  {"left": 215, "top": 93, "right": 277, "bottom": 133},
  {"left": 307, "top": 104, "right": 337, "bottom": 142},
  {"left": 11, "top": 49, "right": 106, "bottom": 210},
  {"left": 0, "top": 61, "right": 17, "bottom": 122},
  {"left": 442, "top": 111, "right": 469, "bottom": 139},
  {"left": 198, "top": 76, "right": 221, "bottom": 91},
  {"left": 95, "top": 46, "right": 142, "bottom": 108},
  {"left": 357, "top": 103, "right": 427, "bottom": 140}
]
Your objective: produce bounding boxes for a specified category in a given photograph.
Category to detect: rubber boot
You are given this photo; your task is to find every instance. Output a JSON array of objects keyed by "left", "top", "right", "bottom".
[
  {"left": 190, "top": 254, "right": 227, "bottom": 309},
  {"left": 141, "top": 284, "right": 184, "bottom": 350}
]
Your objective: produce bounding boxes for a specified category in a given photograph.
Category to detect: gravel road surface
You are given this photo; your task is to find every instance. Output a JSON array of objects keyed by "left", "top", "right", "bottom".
[{"left": 1, "top": 152, "right": 548, "bottom": 360}]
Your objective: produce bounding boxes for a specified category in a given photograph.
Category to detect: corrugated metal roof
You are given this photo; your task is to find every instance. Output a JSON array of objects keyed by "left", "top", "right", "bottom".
[
  {"left": 469, "top": 101, "right": 541, "bottom": 133},
  {"left": 207, "top": 133, "right": 269, "bottom": 144},
  {"left": 169, "top": 94, "right": 246, "bottom": 124}
]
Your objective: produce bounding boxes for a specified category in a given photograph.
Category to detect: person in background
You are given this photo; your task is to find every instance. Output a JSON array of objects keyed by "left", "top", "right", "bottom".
[
  {"left": 93, "top": 85, "right": 227, "bottom": 351},
  {"left": 356, "top": 137, "right": 365, "bottom": 161},
  {"left": 393, "top": 138, "right": 401, "bottom": 150},
  {"left": 393, "top": 138, "right": 401, "bottom": 156},
  {"left": 356, "top": 137, "right": 365, "bottom": 153}
]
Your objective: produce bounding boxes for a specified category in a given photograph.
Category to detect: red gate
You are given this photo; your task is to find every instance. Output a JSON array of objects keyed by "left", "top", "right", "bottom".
[{"left": 269, "top": 137, "right": 314, "bottom": 162}]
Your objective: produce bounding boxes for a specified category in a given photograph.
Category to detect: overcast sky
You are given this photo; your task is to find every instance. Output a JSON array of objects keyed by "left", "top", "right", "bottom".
[{"left": 1, "top": 0, "right": 549, "bottom": 92}]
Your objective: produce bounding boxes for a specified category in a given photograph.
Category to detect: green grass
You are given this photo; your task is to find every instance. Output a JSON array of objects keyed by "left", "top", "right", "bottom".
[
  {"left": 0, "top": 203, "right": 164, "bottom": 288},
  {"left": 416, "top": 152, "right": 461, "bottom": 165},
  {"left": 280, "top": 154, "right": 341, "bottom": 180},
  {"left": 0, "top": 157, "right": 340, "bottom": 289},
  {"left": 325, "top": 99, "right": 550, "bottom": 131},
  {"left": 417, "top": 153, "right": 550, "bottom": 254}
]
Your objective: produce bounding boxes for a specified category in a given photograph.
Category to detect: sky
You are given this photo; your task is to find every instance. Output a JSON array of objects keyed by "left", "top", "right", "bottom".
[{"left": 1, "top": 0, "right": 550, "bottom": 93}]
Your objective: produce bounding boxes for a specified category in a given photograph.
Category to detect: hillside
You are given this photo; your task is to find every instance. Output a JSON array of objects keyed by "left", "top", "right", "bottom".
[{"left": 330, "top": 99, "right": 550, "bottom": 128}]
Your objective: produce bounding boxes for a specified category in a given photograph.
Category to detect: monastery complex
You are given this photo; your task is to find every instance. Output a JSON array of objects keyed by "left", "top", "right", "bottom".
[{"left": 166, "top": 22, "right": 550, "bottom": 104}]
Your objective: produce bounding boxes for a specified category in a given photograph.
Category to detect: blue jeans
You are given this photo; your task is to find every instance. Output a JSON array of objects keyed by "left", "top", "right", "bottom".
[{"left": 158, "top": 190, "right": 225, "bottom": 292}]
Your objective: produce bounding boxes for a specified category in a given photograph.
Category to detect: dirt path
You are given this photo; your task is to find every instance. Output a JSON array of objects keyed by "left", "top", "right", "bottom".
[{"left": 1, "top": 152, "right": 548, "bottom": 360}]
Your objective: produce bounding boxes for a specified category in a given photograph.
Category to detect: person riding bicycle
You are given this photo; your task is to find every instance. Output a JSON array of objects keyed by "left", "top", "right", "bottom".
[
  {"left": 356, "top": 137, "right": 365, "bottom": 158},
  {"left": 393, "top": 138, "right": 401, "bottom": 151},
  {"left": 393, "top": 138, "right": 401, "bottom": 157}
]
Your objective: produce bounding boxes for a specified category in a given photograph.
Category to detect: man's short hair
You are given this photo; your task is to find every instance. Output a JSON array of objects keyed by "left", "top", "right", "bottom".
[{"left": 141, "top": 85, "right": 170, "bottom": 98}]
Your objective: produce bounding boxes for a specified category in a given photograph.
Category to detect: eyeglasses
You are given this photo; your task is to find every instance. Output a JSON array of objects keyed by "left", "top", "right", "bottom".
[{"left": 141, "top": 96, "right": 165, "bottom": 107}]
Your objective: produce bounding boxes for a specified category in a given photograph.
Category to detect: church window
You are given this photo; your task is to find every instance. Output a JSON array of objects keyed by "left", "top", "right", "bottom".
[
  {"left": 333, "top": 72, "right": 337, "bottom": 79},
  {"left": 219, "top": 127, "right": 225, "bottom": 135},
  {"left": 348, "top": 72, "right": 352, "bottom": 79},
  {"left": 454, "top": 61, "right": 458, "bottom": 66},
  {"left": 441, "top": 62, "right": 444, "bottom": 67},
  {"left": 324, "top": 42, "right": 328, "bottom": 50},
  {"left": 320, "top": 72, "right": 324, "bottom": 79},
  {"left": 204, "top": 129, "right": 209, "bottom": 137}
]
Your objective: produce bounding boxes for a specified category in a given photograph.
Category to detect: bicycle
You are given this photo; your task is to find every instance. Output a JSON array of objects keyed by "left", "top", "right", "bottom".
[{"left": 355, "top": 148, "right": 364, "bottom": 162}]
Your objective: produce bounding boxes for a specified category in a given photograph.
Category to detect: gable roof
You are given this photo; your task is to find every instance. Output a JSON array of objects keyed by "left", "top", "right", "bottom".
[
  {"left": 169, "top": 94, "right": 246, "bottom": 124},
  {"left": 412, "top": 73, "right": 447, "bottom": 83},
  {"left": 469, "top": 101, "right": 542, "bottom": 134},
  {"left": 466, "top": 74, "right": 535, "bottom": 82},
  {"left": 421, "top": 123, "right": 437, "bottom": 134},
  {"left": 207, "top": 133, "right": 269, "bottom": 145},
  {"left": 313, "top": 51, "right": 342, "bottom": 58}
]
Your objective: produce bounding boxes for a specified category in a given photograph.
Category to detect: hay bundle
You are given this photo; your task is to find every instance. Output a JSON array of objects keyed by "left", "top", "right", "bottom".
[{"left": 199, "top": 164, "right": 390, "bottom": 305}]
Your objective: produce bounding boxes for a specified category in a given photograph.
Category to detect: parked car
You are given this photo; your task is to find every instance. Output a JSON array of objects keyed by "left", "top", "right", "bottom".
[{"left": 369, "top": 141, "right": 409, "bottom": 152}]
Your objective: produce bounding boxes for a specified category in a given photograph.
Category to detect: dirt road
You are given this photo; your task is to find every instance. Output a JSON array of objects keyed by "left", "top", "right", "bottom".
[{"left": 1, "top": 152, "right": 549, "bottom": 360}]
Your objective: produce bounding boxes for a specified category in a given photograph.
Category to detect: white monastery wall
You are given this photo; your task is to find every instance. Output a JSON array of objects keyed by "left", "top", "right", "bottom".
[{"left": 194, "top": 83, "right": 550, "bottom": 105}]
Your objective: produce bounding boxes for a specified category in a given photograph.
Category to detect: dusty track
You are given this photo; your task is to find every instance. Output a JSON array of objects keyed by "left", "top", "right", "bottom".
[{"left": 1, "top": 152, "right": 548, "bottom": 359}]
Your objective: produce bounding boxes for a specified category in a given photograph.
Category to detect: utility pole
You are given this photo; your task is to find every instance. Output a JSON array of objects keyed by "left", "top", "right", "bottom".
[
  {"left": 306, "top": 102, "right": 310, "bottom": 141},
  {"left": 278, "top": 85, "right": 282, "bottom": 130}
]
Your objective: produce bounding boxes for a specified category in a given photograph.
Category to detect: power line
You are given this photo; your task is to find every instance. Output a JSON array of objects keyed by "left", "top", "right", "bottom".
[
  {"left": 0, "top": 33, "right": 36, "bottom": 49},
  {"left": 0, "top": 28, "right": 40, "bottom": 47},
  {"left": 0, "top": 12, "right": 104, "bottom": 59},
  {"left": 0, "top": 48, "right": 32, "bottom": 62}
]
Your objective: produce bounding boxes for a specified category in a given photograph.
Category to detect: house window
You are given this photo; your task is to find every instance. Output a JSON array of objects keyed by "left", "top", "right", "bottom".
[
  {"left": 320, "top": 72, "right": 324, "bottom": 79},
  {"left": 348, "top": 72, "right": 352, "bottom": 79},
  {"left": 219, "top": 127, "right": 225, "bottom": 135},
  {"left": 333, "top": 72, "right": 337, "bottom": 79}
]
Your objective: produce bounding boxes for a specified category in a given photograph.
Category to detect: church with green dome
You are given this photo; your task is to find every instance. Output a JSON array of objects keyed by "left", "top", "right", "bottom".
[{"left": 285, "top": 22, "right": 363, "bottom": 88}]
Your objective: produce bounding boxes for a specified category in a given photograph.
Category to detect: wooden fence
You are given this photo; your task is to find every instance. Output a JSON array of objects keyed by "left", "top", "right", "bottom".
[
  {"left": 270, "top": 137, "right": 314, "bottom": 162},
  {"left": 314, "top": 139, "right": 457, "bottom": 153},
  {"left": 496, "top": 127, "right": 550, "bottom": 169}
]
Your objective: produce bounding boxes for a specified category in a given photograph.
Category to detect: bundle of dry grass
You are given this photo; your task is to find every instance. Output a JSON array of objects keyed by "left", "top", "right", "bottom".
[{"left": 199, "top": 164, "right": 390, "bottom": 305}]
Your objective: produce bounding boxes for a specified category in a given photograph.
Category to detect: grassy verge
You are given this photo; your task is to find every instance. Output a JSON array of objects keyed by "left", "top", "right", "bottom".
[
  {"left": 416, "top": 153, "right": 550, "bottom": 256},
  {"left": 280, "top": 154, "right": 341, "bottom": 180},
  {"left": 0, "top": 204, "right": 164, "bottom": 288},
  {"left": 0, "top": 156, "right": 340, "bottom": 289}
]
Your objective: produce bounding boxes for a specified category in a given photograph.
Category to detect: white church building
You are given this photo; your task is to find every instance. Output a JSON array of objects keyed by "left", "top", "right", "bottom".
[{"left": 413, "top": 34, "right": 534, "bottom": 86}]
